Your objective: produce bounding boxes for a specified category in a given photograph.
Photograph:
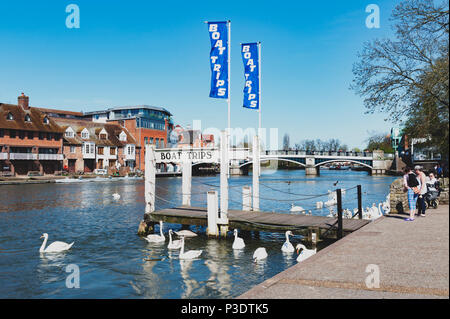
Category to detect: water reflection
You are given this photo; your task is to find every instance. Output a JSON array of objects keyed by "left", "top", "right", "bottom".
[
  {"left": 204, "top": 240, "right": 231, "bottom": 297},
  {"left": 179, "top": 259, "right": 200, "bottom": 298},
  {"left": 0, "top": 171, "right": 396, "bottom": 298}
]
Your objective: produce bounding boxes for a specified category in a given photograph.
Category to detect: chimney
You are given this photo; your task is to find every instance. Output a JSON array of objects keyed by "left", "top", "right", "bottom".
[{"left": 18, "top": 93, "right": 30, "bottom": 110}]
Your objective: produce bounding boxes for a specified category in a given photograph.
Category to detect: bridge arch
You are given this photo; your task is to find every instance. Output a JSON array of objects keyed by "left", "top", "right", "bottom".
[
  {"left": 314, "top": 159, "right": 373, "bottom": 169},
  {"left": 239, "top": 158, "right": 306, "bottom": 168}
]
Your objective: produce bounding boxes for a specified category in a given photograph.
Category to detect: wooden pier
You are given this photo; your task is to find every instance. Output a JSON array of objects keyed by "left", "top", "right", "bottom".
[{"left": 146, "top": 206, "right": 370, "bottom": 239}]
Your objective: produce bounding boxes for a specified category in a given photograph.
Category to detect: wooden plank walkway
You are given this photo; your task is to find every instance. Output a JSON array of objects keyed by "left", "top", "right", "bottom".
[{"left": 147, "top": 206, "right": 370, "bottom": 237}]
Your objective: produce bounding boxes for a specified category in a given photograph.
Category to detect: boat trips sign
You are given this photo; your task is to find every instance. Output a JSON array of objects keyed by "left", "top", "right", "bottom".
[{"left": 155, "top": 149, "right": 220, "bottom": 163}]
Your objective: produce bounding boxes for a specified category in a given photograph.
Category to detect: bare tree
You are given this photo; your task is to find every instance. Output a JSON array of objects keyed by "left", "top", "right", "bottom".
[{"left": 352, "top": 0, "right": 449, "bottom": 121}]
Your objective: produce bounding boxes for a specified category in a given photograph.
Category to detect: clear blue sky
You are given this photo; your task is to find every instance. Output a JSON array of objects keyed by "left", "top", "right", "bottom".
[{"left": 0, "top": 0, "right": 400, "bottom": 149}]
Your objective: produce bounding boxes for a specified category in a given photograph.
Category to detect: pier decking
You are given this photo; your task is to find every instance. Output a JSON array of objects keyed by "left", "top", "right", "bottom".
[{"left": 147, "top": 206, "right": 370, "bottom": 237}]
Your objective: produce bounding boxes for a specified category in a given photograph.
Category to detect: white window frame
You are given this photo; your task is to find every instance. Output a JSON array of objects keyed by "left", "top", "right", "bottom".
[
  {"left": 81, "top": 128, "right": 90, "bottom": 139},
  {"left": 65, "top": 127, "right": 75, "bottom": 138}
]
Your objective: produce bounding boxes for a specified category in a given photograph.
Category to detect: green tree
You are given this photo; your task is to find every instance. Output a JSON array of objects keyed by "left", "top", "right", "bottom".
[{"left": 366, "top": 132, "right": 394, "bottom": 153}]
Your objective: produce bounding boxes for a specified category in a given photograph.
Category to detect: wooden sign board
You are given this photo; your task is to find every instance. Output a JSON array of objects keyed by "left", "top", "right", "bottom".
[{"left": 155, "top": 148, "right": 220, "bottom": 163}]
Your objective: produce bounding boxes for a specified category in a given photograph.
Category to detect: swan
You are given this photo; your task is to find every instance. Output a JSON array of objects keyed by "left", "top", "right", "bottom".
[
  {"left": 175, "top": 229, "right": 198, "bottom": 238},
  {"left": 296, "top": 244, "right": 316, "bottom": 263},
  {"left": 179, "top": 236, "right": 202, "bottom": 260},
  {"left": 326, "top": 207, "right": 336, "bottom": 218},
  {"left": 281, "top": 231, "right": 295, "bottom": 253},
  {"left": 167, "top": 229, "right": 182, "bottom": 249},
  {"left": 145, "top": 221, "right": 165, "bottom": 243},
  {"left": 253, "top": 247, "right": 268, "bottom": 261},
  {"left": 112, "top": 193, "right": 120, "bottom": 200},
  {"left": 232, "top": 229, "right": 245, "bottom": 250},
  {"left": 290, "top": 204, "right": 305, "bottom": 213},
  {"left": 39, "top": 233, "right": 74, "bottom": 253}
]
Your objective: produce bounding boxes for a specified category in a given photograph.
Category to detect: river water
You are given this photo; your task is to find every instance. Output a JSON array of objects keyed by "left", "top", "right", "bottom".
[{"left": 0, "top": 170, "right": 396, "bottom": 298}]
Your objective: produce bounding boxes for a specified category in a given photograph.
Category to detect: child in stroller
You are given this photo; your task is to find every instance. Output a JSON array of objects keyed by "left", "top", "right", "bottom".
[{"left": 425, "top": 173, "right": 440, "bottom": 209}]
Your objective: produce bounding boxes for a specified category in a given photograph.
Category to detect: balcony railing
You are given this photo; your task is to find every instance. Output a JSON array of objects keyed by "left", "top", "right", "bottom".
[
  {"left": 9, "top": 153, "right": 38, "bottom": 160},
  {"left": 0, "top": 153, "right": 7, "bottom": 160},
  {"left": 38, "top": 154, "right": 64, "bottom": 161}
]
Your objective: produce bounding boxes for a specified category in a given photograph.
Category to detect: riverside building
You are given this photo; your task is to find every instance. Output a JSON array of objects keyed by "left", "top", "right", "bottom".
[
  {"left": 84, "top": 105, "right": 174, "bottom": 170},
  {"left": 0, "top": 93, "right": 64, "bottom": 176}
]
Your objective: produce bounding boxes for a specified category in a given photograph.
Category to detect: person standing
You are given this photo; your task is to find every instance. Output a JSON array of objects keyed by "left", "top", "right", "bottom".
[
  {"left": 403, "top": 166, "right": 419, "bottom": 221},
  {"left": 415, "top": 165, "right": 427, "bottom": 217},
  {"left": 436, "top": 163, "right": 443, "bottom": 178}
]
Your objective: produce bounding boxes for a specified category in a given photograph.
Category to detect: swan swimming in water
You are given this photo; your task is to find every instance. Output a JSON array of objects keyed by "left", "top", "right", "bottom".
[
  {"left": 167, "top": 229, "right": 182, "bottom": 249},
  {"left": 179, "top": 236, "right": 202, "bottom": 260},
  {"left": 39, "top": 233, "right": 74, "bottom": 253},
  {"left": 112, "top": 193, "right": 120, "bottom": 200},
  {"left": 145, "top": 221, "right": 165, "bottom": 243},
  {"left": 232, "top": 229, "right": 245, "bottom": 250},
  {"left": 281, "top": 231, "right": 295, "bottom": 253},
  {"left": 253, "top": 247, "right": 268, "bottom": 261},
  {"left": 175, "top": 229, "right": 198, "bottom": 238},
  {"left": 296, "top": 244, "right": 316, "bottom": 263},
  {"left": 290, "top": 204, "right": 305, "bottom": 213}
]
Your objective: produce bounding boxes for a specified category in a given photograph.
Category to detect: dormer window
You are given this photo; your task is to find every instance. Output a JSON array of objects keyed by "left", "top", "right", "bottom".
[
  {"left": 6, "top": 112, "right": 14, "bottom": 120},
  {"left": 65, "top": 127, "right": 75, "bottom": 138},
  {"left": 99, "top": 128, "right": 108, "bottom": 140},
  {"left": 81, "top": 128, "right": 89, "bottom": 139},
  {"left": 119, "top": 131, "right": 127, "bottom": 142},
  {"left": 43, "top": 116, "right": 49, "bottom": 124},
  {"left": 24, "top": 114, "right": 31, "bottom": 122}
]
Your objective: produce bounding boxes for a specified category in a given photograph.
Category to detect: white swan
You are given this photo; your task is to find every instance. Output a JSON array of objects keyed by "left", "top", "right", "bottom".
[
  {"left": 175, "top": 229, "right": 198, "bottom": 238},
  {"left": 39, "top": 233, "right": 74, "bottom": 253},
  {"left": 112, "top": 193, "right": 120, "bottom": 200},
  {"left": 167, "top": 229, "right": 182, "bottom": 249},
  {"left": 290, "top": 204, "right": 305, "bottom": 213},
  {"left": 179, "top": 236, "right": 202, "bottom": 260},
  {"left": 296, "top": 244, "right": 316, "bottom": 263},
  {"left": 145, "top": 221, "right": 165, "bottom": 243},
  {"left": 232, "top": 229, "right": 245, "bottom": 250},
  {"left": 281, "top": 231, "right": 295, "bottom": 253},
  {"left": 253, "top": 247, "right": 268, "bottom": 261}
]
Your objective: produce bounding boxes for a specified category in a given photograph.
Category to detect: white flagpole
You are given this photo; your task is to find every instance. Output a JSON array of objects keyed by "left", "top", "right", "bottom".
[
  {"left": 258, "top": 42, "right": 261, "bottom": 177},
  {"left": 227, "top": 20, "right": 231, "bottom": 177},
  {"left": 258, "top": 42, "right": 262, "bottom": 135}
]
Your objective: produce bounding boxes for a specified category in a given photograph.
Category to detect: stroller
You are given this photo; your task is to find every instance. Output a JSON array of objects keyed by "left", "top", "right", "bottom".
[{"left": 424, "top": 183, "right": 440, "bottom": 209}]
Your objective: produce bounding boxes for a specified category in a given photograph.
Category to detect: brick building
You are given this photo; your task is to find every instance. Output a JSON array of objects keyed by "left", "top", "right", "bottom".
[
  {"left": 0, "top": 94, "right": 64, "bottom": 176},
  {"left": 84, "top": 105, "right": 173, "bottom": 170},
  {"left": 52, "top": 118, "right": 138, "bottom": 174}
]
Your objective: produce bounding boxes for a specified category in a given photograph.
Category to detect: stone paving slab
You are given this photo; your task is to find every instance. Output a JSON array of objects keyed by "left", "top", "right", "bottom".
[{"left": 238, "top": 205, "right": 449, "bottom": 299}]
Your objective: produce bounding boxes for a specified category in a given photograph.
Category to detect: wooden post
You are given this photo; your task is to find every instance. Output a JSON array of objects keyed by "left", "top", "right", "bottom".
[
  {"left": 182, "top": 160, "right": 191, "bottom": 206},
  {"left": 337, "top": 188, "right": 343, "bottom": 239},
  {"left": 219, "top": 130, "right": 229, "bottom": 223},
  {"left": 357, "top": 185, "right": 362, "bottom": 219},
  {"left": 207, "top": 190, "right": 219, "bottom": 237},
  {"left": 242, "top": 186, "right": 252, "bottom": 211},
  {"left": 145, "top": 144, "right": 156, "bottom": 214},
  {"left": 252, "top": 135, "right": 260, "bottom": 211}
]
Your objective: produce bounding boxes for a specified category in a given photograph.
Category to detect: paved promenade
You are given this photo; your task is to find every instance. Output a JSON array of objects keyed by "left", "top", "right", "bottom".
[{"left": 239, "top": 205, "right": 449, "bottom": 299}]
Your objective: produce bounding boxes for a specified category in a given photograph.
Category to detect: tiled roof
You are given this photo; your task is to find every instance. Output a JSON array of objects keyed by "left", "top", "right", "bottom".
[
  {"left": 53, "top": 118, "right": 137, "bottom": 147},
  {"left": 0, "top": 103, "right": 64, "bottom": 133}
]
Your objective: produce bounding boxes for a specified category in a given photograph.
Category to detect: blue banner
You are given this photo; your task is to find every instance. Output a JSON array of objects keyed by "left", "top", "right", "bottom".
[
  {"left": 207, "top": 21, "right": 228, "bottom": 99},
  {"left": 241, "top": 43, "right": 259, "bottom": 109}
]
